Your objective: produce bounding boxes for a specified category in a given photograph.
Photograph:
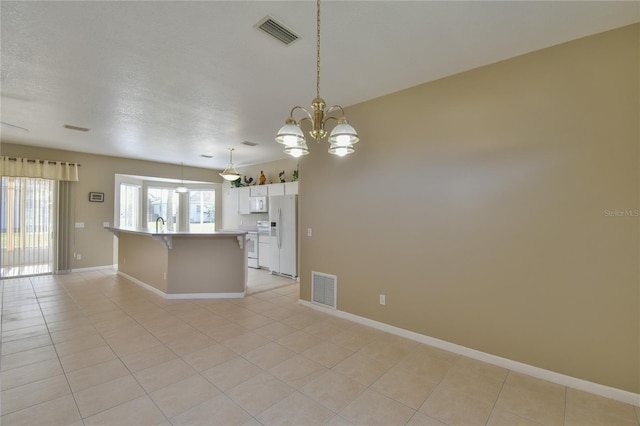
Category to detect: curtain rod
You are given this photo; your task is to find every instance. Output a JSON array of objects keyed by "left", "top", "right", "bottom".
[{"left": 5, "top": 157, "right": 81, "bottom": 167}]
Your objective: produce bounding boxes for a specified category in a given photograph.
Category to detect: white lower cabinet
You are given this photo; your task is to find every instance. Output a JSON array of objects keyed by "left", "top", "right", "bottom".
[{"left": 258, "top": 235, "right": 270, "bottom": 268}]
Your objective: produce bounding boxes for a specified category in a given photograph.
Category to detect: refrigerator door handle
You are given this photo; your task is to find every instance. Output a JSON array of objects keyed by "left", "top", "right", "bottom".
[{"left": 278, "top": 208, "right": 283, "bottom": 249}]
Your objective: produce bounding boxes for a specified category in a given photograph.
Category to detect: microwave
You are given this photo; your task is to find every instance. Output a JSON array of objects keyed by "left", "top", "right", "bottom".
[{"left": 249, "top": 196, "right": 268, "bottom": 213}]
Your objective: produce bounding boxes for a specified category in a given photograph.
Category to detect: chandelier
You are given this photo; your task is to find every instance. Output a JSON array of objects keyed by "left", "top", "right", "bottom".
[
  {"left": 219, "top": 148, "right": 241, "bottom": 181},
  {"left": 275, "top": 0, "right": 359, "bottom": 158}
]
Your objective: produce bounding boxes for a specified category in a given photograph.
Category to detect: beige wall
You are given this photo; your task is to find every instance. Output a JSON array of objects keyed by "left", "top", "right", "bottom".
[
  {"left": 0, "top": 143, "right": 222, "bottom": 269},
  {"left": 299, "top": 24, "right": 639, "bottom": 393}
]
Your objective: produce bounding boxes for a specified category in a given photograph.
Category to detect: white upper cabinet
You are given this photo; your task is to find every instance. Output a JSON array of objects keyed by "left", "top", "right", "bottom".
[
  {"left": 221, "top": 187, "right": 240, "bottom": 230},
  {"left": 284, "top": 182, "right": 298, "bottom": 195},
  {"left": 268, "top": 184, "right": 285, "bottom": 196},
  {"left": 230, "top": 180, "right": 298, "bottom": 216},
  {"left": 250, "top": 186, "right": 268, "bottom": 196},
  {"left": 237, "top": 187, "right": 251, "bottom": 214}
]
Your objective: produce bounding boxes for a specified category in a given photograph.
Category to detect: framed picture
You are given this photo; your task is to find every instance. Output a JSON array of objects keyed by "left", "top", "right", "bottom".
[{"left": 89, "top": 192, "right": 104, "bottom": 202}]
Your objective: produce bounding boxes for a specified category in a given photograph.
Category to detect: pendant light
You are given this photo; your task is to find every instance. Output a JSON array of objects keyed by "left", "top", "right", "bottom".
[
  {"left": 275, "top": 0, "right": 359, "bottom": 158},
  {"left": 219, "top": 148, "right": 241, "bottom": 181},
  {"left": 175, "top": 162, "right": 188, "bottom": 193}
]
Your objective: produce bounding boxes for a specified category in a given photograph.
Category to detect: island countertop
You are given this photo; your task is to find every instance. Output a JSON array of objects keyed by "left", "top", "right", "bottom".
[
  {"left": 105, "top": 226, "right": 248, "bottom": 237},
  {"left": 106, "top": 226, "right": 248, "bottom": 299}
]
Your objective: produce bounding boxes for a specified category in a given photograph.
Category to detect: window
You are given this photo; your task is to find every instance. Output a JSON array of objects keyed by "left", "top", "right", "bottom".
[
  {"left": 189, "top": 190, "right": 215, "bottom": 232},
  {"left": 147, "top": 187, "right": 179, "bottom": 231},
  {"left": 119, "top": 183, "right": 140, "bottom": 227},
  {"left": 115, "top": 174, "right": 217, "bottom": 233}
]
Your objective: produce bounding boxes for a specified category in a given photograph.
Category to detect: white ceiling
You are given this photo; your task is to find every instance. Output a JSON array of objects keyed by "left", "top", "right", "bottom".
[{"left": 1, "top": 1, "right": 638, "bottom": 170}]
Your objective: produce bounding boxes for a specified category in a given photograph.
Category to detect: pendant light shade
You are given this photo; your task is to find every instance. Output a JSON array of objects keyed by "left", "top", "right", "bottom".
[
  {"left": 284, "top": 140, "right": 310, "bottom": 158},
  {"left": 219, "top": 148, "right": 241, "bottom": 181},
  {"left": 276, "top": 120, "right": 306, "bottom": 148},
  {"left": 328, "top": 118, "right": 358, "bottom": 156}
]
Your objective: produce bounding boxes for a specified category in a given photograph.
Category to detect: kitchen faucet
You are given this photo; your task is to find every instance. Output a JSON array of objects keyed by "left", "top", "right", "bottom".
[{"left": 155, "top": 217, "right": 165, "bottom": 233}]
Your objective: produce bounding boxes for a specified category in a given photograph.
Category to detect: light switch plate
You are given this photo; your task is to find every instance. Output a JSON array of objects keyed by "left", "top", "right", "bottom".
[{"left": 75, "top": 222, "right": 84, "bottom": 228}]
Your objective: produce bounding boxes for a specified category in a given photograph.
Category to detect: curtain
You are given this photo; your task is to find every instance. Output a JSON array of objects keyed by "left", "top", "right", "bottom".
[
  {"left": 1, "top": 156, "right": 79, "bottom": 181},
  {"left": 57, "top": 181, "right": 73, "bottom": 273},
  {"left": 1, "top": 177, "right": 56, "bottom": 278}
]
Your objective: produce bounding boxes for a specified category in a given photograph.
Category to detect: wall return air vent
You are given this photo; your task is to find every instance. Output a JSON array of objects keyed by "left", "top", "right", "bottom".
[
  {"left": 311, "top": 271, "right": 337, "bottom": 309},
  {"left": 255, "top": 16, "right": 300, "bottom": 46}
]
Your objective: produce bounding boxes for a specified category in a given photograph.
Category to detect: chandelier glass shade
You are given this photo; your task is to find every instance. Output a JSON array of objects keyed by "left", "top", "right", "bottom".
[
  {"left": 219, "top": 148, "right": 241, "bottom": 181},
  {"left": 275, "top": 0, "right": 358, "bottom": 157}
]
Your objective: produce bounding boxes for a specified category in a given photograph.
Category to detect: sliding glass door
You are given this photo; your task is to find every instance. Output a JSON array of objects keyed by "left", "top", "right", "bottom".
[{"left": 1, "top": 177, "right": 56, "bottom": 278}]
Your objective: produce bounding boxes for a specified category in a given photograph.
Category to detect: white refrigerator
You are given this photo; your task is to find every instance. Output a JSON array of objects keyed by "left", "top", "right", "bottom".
[{"left": 269, "top": 195, "right": 297, "bottom": 278}]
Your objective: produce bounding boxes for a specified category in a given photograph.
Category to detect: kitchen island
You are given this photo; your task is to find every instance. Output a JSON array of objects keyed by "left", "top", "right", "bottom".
[{"left": 105, "top": 227, "right": 248, "bottom": 299}]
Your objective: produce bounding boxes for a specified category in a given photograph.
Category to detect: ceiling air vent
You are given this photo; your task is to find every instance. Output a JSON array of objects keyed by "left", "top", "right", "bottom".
[
  {"left": 64, "top": 124, "right": 90, "bottom": 132},
  {"left": 255, "top": 16, "right": 300, "bottom": 46},
  {"left": 242, "top": 141, "right": 258, "bottom": 147}
]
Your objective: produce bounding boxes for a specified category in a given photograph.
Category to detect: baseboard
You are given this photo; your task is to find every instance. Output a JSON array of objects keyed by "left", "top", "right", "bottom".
[
  {"left": 117, "top": 271, "right": 245, "bottom": 300},
  {"left": 68, "top": 264, "right": 116, "bottom": 273},
  {"left": 166, "top": 292, "right": 245, "bottom": 300},
  {"left": 299, "top": 299, "right": 640, "bottom": 407}
]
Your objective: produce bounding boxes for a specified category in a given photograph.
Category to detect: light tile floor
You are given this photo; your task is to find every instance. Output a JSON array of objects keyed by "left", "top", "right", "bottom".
[
  {"left": 246, "top": 268, "right": 297, "bottom": 295},
  {"left": 1, "top": 269, "right": 639, "bottom": 426}
]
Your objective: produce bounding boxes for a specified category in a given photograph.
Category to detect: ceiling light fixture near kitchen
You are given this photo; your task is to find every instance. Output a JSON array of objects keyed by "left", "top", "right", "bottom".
[
  {"left": 275, "top": 0, "right": 359, "bottom": 158},
  {"left": 175, "top": 162, "right": 188, "bottom": 193},
  {"left": 219, "top": 148, "right": 241, "bottom": 181}
]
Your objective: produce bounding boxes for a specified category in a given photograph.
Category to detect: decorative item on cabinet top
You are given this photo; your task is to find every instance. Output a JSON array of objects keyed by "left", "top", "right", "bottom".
[
  {"left": 231, "top": 181, "right": 298, "bottom": 197},
  {"left": 229, "top": 167, "right": 299, "bottom": 187}
]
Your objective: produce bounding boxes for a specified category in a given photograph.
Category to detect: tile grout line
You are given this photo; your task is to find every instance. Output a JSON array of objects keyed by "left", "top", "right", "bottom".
[
  {"left": 62, "top": 271, "right": 292, "bottom": 423},
  {"left": 563, "top": 385, "right": 568, "bottom": 426},
  {"left": 11, "top": 275, "right": 84, "bottom": 422},
  {"left": 6, "top": 272, "right": 252, "bottom": 422},
  {"left": 484, "top": 369, "right": 510, "bottom": 426},
  {"left": 62, "top": 272, "right": 176, "bottom": 424}
]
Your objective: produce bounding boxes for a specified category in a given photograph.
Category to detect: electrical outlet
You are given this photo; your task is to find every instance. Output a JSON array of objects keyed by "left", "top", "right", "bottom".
[
  {"left": 307, "top": 228, "right": 312, "bottom": 237},
  {"left": 379, "top": 294, "right": 386, "bottom": 305},
  {"left": 103, "top": 222, "right": 110, "bottom": 228},
  {"left": 76, "top": 254, "right": 82, "bottom": 260}
]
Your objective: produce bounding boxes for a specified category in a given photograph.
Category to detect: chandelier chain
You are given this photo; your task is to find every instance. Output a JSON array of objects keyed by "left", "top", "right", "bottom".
[
  {"left": 316, "top": 0, "right": 321, "bottom": 100},
  {"left": 275, "top": 0, "right": 358, "bottom": 158}
]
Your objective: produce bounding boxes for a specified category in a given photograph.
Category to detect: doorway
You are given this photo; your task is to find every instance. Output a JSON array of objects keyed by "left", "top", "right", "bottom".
[{"left": 1, "top": 177, "right": 56, "bottom": 278}]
